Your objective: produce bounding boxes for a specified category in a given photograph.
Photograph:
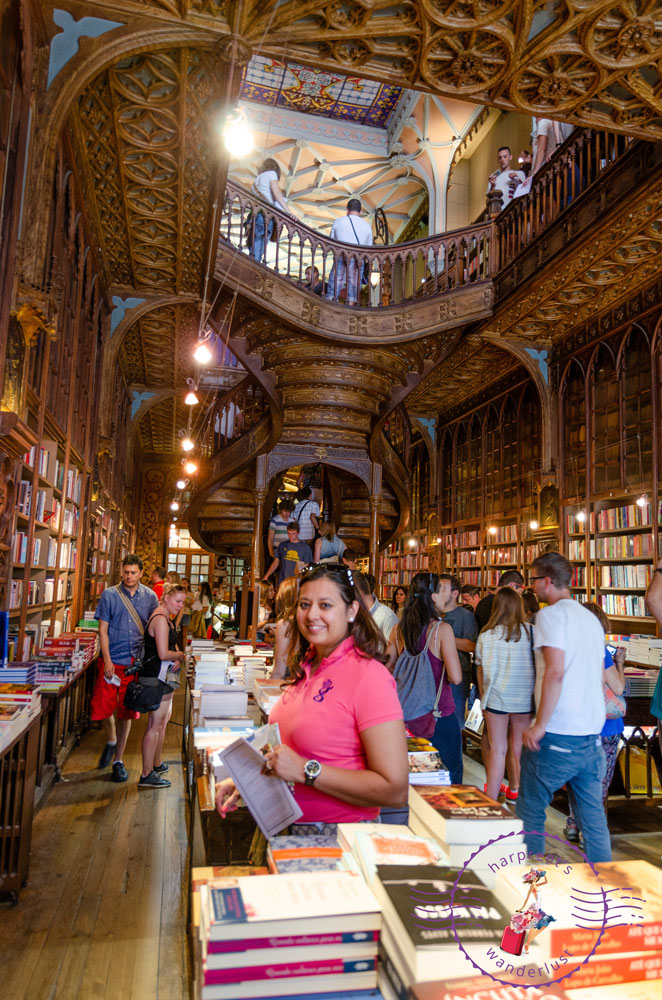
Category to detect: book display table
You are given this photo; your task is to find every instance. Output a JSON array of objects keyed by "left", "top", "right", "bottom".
[
  {"left": 34, "top": 657, "right": 97, "bottom": 806},
  {"left": 0, "top": 716, "right": 40, "bottom": 903}
]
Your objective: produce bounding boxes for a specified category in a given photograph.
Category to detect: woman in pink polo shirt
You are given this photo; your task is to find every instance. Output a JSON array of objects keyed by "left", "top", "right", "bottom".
[{"left": 216, "top": 562, "right": 408, "bottom": 825}]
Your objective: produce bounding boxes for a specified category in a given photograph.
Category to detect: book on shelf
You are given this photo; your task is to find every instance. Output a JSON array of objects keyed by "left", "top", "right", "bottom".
[{"left": 408, "top": 785, "right": 523, "bottom": 844}]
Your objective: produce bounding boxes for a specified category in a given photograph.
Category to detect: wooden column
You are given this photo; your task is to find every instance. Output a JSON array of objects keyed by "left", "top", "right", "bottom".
[
  {"left": 249, "top": 454, "right": 267, "bottom": 640},
  {"left": 369, "top": 462, "right": 382, "bottom": 580}
]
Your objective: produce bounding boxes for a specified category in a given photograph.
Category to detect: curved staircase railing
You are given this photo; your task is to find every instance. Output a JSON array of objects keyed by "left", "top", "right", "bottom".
[
  {"left": 370, "top": 402, "right": 412, "bottom": 550},
  {"left": 199, "top": 376, "right": 269, "bottom": 463},
  {"left": 495, "top": 127, "right": 634, "bottom": 267},
  {"left": 220, "top": 181, "right": 495, "bottom": 309}
]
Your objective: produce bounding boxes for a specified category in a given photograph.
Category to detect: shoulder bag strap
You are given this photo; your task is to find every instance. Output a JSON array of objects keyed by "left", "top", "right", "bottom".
[
  {"left": 428, "top": 622, "right": 448, "bottom": 717},
  {"left": 294, "top": 500, "right": 310, "bottom": 522},
  {"left": 114, "top": 585, "right": 147, "bottom": 634},
  {"left": 348, "top": 217, "right": 361, "bottom": 244}
]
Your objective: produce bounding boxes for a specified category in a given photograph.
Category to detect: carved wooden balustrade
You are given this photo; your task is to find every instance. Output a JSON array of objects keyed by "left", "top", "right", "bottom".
[
  {"left": 495, "top": 128, "right": 634, "bottom": 267},
  {"left": 220, "top": 181, "right": 495, "bottom": 308},
  {"left": 198, "top": 376, "right": 268, "bottom": 467}
]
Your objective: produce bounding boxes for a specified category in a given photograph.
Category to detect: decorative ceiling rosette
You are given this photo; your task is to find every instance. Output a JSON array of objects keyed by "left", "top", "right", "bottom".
[
  {"left": 422, "top": 23, "right": 512, "bottom": 94},
  {"left": 509, "top": 46, "right": 603, "bottom": 113},
  {"left": 421, "top": 0, "right": 519, "bottom": 30},
  {"left": 584, "top": 0, "right": 662, "bottom": 69}
]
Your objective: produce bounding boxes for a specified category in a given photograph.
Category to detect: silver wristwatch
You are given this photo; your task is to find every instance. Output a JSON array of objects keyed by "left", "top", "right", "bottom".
[{"left": 303, "top": 759, "right": 322, "bottom": 786}]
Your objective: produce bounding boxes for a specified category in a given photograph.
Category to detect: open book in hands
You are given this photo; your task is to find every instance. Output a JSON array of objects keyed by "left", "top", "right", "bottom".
[
  {"left": 220, "top": 722, "right": 303, "bottom": 839},
  {"left": 158, "top": 659, "right": 182, "bottom": 690}
]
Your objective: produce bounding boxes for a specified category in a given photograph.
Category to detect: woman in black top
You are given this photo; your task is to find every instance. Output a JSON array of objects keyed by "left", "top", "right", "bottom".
[{"left": 139, "top": 584, "right": 186, "bottom": 788}]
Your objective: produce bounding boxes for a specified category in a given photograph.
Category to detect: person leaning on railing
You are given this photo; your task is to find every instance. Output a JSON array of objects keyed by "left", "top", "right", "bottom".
[{"left": 250, "top": 157, "right": 292, "bottom": 263}]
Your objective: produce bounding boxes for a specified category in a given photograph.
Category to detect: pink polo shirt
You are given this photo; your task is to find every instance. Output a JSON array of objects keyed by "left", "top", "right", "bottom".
[{"left": 270, "top": 636, "right": 403, "bottom": 823}]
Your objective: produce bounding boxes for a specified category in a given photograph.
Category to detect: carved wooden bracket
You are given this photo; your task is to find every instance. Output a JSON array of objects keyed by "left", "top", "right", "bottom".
[{"left": 14, "top": 303, "right": 56, "bottom": 343}]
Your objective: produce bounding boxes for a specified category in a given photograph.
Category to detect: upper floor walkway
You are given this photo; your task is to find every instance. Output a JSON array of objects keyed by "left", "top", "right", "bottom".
[{"left": 216, "top": 127, "right": 639, "bottom": 340}]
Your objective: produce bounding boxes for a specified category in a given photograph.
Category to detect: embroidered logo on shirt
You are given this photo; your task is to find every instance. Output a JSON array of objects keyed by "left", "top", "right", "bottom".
[{"left": 313, "top": 678, "right": 334, "bottom": 702}]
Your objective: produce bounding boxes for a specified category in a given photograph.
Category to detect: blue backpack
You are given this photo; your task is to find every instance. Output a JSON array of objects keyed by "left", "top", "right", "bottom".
[{"left": 392, "top": 623, "right": 446, "bottom": 722}]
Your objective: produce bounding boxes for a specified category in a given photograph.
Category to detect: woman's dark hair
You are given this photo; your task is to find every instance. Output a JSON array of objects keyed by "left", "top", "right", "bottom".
[
  {"left": 391, "top": 585, "right": 407, "bottom": 612},
  {"left": 259, "top": 157, "right": 281, "bottom": 179},
  {"left": 521, "top": 588, "right": 540, "bottom": 621},
  {"left": 286, "top": 563, "right": 386, "bottom": 682},
  {"left": 400, "top": 573, "right": 439, "bottom": 654},
  {"left": 199, "top": 581, "right": 213, "bottom": 602}
]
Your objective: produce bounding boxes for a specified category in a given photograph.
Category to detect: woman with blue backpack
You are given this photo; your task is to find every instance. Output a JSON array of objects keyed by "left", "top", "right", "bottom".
[{"left": 386, "top": 573, "right": 463, "bottom": 783}]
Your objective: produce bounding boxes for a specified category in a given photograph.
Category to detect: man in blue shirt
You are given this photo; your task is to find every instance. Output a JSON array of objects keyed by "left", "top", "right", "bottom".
[{"left": 90, "top": 554, "right": 158, "bottom": 782}]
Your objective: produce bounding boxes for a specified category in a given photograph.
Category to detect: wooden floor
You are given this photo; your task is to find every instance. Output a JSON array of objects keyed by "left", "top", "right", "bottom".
[
  {"left": 0, "top": 701, "right": 190, "bottom": 1000},
  {"left": 2, "top": 720, "right": 661, "bottom": 1000}
]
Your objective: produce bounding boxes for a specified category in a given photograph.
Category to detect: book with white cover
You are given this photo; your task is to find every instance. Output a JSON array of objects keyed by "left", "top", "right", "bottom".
[
  {"left": 351, "top": 827, "right": 449, "bottom": 885},
  {"left": 219, "top": 735, "right": 302, "bottom": 839},
  {"left": 201, "top": 871, "right": 381, "bottom": 942},
  {"left": 337, "top": 822, "right": 410, "bottom": 853}
]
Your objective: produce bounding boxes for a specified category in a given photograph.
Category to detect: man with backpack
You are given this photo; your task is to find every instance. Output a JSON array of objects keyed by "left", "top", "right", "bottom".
[{"left": 292, "top": 486, "right": 320, "bottom": 543}]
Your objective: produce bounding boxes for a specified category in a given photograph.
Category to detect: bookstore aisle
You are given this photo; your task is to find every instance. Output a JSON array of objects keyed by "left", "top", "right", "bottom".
[{"left": 0, "top": 703, "right": 190, "bottom": 1000}]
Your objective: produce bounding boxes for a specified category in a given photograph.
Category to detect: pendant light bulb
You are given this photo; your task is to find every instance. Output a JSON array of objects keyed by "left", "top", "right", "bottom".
[
  {"left": 176, "top": 479, "right": 186, "bottom": 490},
  {"left": 170, "top": 501, "right": 179, "bottom": 512},
  {"left": 222, "top": 110, "right": 254, "bottom": 158},
  {"left": 576, "top": 509, "right": 586, "bottom": 524},
  {"left": 194, "top": 342, "right": 212, "bottom": 364},
  {"left": 184, "top": 390, "right": 199, "bottom": 406},
  {"left": 636, "top": 494, "right": 648, "bottom": 508},
  {"left": 488, "top": 526, "right": 498, "bottom": 536},
  {"left": 529, "top": 520, "right": 539, "bottom": 531},
  {"left": 184, "top": 461, "right": 198, "bottom": 475},
  {"left": 181, "top": 437, "right": 194, "bottom": 452}
]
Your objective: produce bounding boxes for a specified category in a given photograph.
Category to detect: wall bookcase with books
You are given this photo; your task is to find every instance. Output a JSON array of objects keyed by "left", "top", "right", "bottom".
[
  {"left": 563, "top": 499, "right": 660, "bottom": 633},
  {"left": 8, "top": 432, "right": 86, "bottom": 656},
  {"left": 85, "top": 503, "right": 118, "bottom": 610},
  {"left": 378, "top": 534, "right": 430, "bottom": 602}
]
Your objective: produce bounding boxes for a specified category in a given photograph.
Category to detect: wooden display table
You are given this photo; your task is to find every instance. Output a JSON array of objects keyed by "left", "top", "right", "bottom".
[
  {"left": 34, "top": 658, "right": 97, "bottom": 808},
  {"left": 0, "top": 716, "right": 40, "bottom": 903}
]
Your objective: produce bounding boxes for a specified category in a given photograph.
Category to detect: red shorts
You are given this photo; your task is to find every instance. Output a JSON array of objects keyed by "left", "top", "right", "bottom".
[{"left": 90, "top": 661, "right": 140, "bottom": 722}]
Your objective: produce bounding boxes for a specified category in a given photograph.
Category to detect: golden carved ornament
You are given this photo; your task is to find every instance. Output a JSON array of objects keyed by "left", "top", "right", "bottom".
[{"left": 14, "top": 304, "right": 56, "bottom": 343}]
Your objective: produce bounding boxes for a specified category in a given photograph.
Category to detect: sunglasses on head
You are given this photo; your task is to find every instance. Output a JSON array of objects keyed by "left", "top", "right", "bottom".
[{"left": 300, "top": 561, "right": 354, "bottom": 587}]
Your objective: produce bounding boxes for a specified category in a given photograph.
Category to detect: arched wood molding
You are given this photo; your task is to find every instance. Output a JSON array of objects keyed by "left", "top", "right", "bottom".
[
  {"left": 480, "top": 334, "right": 555, "bottom": 477},
  {"left": 22, "top": 25, "right": 232, "bottom": 289},
  {"left": 98, "top": 294, "right": 198, "bottom": 439},
  {"left": 411, "top": 416, "right": 437, "bottom": 511}
]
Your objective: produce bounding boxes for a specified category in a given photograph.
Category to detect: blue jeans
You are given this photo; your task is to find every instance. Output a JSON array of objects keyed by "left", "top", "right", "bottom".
[
  {"left": 325, "top": 257, "right": 359, "bottom": 304},
  {"left": 431, "top": 712, "right": 463, "bottom": 785},
  {"left": 451, "top": 671, "right": 471, "bottom": 732},
  {"left": 251, "top": 211, "right": 273, "bottom": 262},
  {"left": 517, "top": 732, "right": 611, "bottom": 862}
]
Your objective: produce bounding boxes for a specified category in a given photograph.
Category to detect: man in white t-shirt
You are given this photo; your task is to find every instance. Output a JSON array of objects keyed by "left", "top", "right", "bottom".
[
  {"left": 292, "top": 487, "right": 320, "bottom": 543},
  {"left": 355, "top": 572, "right": 398, "bottom": 642},
  {"left": 517, "top": 552, "right": 611, "bottom": 862},
  {"left": 487, "top": 146, "right": 525, "bottom": 210},
  {"left": 326, "top": 198, "right": 373, "bottom": 306}
]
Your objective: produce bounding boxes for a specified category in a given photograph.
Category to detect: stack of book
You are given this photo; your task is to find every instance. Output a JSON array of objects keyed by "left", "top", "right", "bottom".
[
  {"left": 373, "top": 863, "right": 515, "bottom": 997},
  {"left": 0, "top": 683, "right": 42, "bottom": 751},
  {"left": 195, "top": 871, "right": 381, "bottom": 999},
  {"left": 408, "top": 785, "right": 523, "bottom": 885},
  {"left": 492, "top": 860, "right": 662, "bottom": 989},
  {"left": 232, "top": 645, "right": 273, "bottom": 688},
  {"left": 199, "top": 684, "right": 249, "bottom": 727},
  {"left": 0, "top": 662, "right": 38, "bottom": 685},
  {"left": 266, "top": 834, "right": 356, "bottom": 875},
  {"left": 253, "top": 677, "right": 284, "bottom": 716},
  {"left": 407, "top": 736, "right": 449, "bottom": 787},
  {"left": 341, "top": 824, "right": 449, "bottom": 887}
]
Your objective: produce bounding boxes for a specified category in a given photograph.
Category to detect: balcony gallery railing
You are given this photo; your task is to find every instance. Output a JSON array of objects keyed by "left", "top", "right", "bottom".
[
  {"left": 198, "top": 377, "right": 268, "bottom": 461},
  {"left": 220, "top": 180, "right": 495, "bottom": 308},
  {"left": 495, "top": 128, "right": 634, "bottom": 266}
]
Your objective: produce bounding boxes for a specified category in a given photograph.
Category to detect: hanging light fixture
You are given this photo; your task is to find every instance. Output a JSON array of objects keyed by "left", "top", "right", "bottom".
[
  {"left": 184, "top": 460, "right": 198, "bottom": 475},
  {"left": 488, "top": 526, "right": 498, "bottom": 536},
  {"left": 636, "top": 493, "right": 648, "bottom": 509},
  {"left": 576, "top": 508, "right": 587, "bottom": 523},
  {"left": 529, "top": 520, "right": 539, "bottom": 531},
  {"left": 176, "top": 479, "right": 186, "bottom": 490},
  {"left": 181, "top": 437, "right": 194, "bottom": 452},
  {"left": 193, "top": 341, "right": 212, "bottom": 364},
  {"left": 184, "top": 378, "right": 199, "bottom": 406},
  {"left": 221, "top": 107, "right": 254, "bottom": 158},
  {"left": 170, "top": 501, "right": 180, "bottom": 512}
]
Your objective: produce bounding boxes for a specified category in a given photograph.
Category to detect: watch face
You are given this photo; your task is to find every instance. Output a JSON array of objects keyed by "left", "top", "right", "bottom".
[{"left": 304, "top": 759, "right": 321, "bottom": 779}]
